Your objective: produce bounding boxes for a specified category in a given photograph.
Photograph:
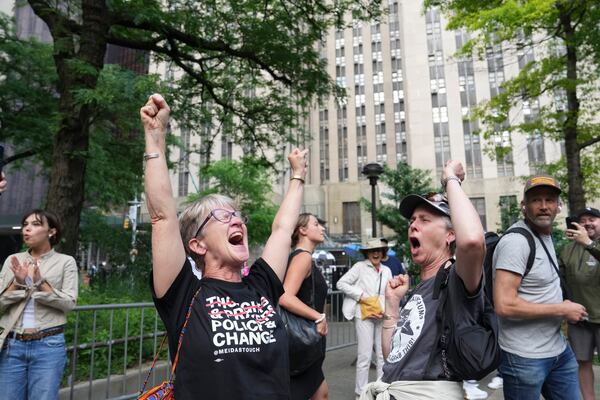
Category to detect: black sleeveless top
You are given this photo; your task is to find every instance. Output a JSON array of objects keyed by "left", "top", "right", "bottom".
[{"left": 289, "top": 249, "right": 328, "bottom": 313}]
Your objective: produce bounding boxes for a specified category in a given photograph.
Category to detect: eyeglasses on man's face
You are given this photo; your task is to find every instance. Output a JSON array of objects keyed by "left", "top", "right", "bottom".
[{"left": 195, "top": 209, "right": 248, "bottom": 237}]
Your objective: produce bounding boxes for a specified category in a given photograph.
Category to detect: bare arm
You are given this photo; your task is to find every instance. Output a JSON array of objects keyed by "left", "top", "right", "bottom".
[
  {"left": 443, "top": 160, "right": 485, "bottom": 294},
  {"left": 261, "top": 149, "right": 308, "bottom": 282},
  {"left": 494, "top": 269, "right": 587, "bottom": 322},
  {"left": 141, "top": 94, "right": 186, "bottom": 298},
  {"left": 382, "top": 274, "right": 409, "bottom": 358},
  {"left": 279, "top": 252, "right": 322, "bottom": 320}
]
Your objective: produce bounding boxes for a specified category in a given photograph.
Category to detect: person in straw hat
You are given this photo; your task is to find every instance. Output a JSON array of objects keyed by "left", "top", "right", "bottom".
[{"left": 337, "top": 237, "right": 393, "bottom": 398}]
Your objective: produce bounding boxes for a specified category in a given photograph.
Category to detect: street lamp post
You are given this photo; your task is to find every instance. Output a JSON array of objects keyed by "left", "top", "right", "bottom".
[{"left": 362, "top": 163, "right": 384, "bottom": 238}]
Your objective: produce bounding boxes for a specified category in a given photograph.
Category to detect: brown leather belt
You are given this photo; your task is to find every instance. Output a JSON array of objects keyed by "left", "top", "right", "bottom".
[{"left": 8, "top": 326, "right": 64, "bottom": 341}]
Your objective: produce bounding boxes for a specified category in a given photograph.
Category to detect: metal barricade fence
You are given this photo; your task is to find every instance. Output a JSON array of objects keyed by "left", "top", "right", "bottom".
[{"left": 60, "top": 291, "right": 355, "bottom": 400}]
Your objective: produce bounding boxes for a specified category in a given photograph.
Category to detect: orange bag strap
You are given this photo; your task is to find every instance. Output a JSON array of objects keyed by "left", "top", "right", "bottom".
[
  {"left": 170, "top": 286, "right": 202, "bottom": 375},
  {"left": 138, "top": 334, "right": 168, "bottom": 395},
  {"left": 138, "top": 286, "right": 202, "bottom": 395}
]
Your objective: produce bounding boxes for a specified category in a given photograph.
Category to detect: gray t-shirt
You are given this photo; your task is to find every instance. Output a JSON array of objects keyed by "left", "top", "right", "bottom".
[
  {"left": 492, "top": 220, "right": 565, "bottom": 358},
  {"left": 382, "top": 267, "right": 483, "bottom": 381}
]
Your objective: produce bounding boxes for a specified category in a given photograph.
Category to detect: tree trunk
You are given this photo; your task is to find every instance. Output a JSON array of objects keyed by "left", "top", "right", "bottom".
[
  {"left": 560, "top": 7, "right": 586, "bottom": 212},
  {"left": 30, "top": 0, "right": 110, "bottom": 256}
]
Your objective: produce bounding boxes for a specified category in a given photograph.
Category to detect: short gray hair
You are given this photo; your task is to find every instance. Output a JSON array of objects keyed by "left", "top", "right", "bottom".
[{"left": 179, "top": 193, "right": 238, "bottom": 268}]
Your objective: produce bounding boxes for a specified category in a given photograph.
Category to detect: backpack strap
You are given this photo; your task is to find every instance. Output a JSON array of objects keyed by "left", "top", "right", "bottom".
[
  {"left": 424, "top": 261, "right": 453, "bottom": 380},
  {"left": 502, "top": 227, "right": 536, "bottom": 278}
]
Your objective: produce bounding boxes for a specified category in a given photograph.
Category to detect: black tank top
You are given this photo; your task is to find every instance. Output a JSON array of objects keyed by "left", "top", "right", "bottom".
[{"left": 288, "top": 249, "right": 328, "bottom": 313}]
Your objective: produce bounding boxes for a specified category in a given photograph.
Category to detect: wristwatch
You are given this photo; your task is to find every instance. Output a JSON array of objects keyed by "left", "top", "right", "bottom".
[{"left": 441, "top": 175, "right": 461, "bottom": 191}]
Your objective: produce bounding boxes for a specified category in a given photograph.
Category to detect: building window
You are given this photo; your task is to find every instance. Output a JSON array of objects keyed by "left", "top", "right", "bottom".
[
  {"left": 499, "top": 195, "right": 519, "bottom": 231},
  {"left": 426, "top": 8, "right": 450, "bottom": 174},
  {"left": 455, "top": 30, "right": 483, "bottom": 178},
  {"left": 343, "top": 202, "right": 361, "bottom": 234},
  {"left": 319, "top": 109, "right": 330, "bottom": 182},
  {"left": 337, "top": 105, "right": 348, "bottom": 182},
  {"left": 470, "top": 197, "right": 487, "bottom": 230},
  {"left": 527, "top": 134, "right": 546, "bottom": 175}
]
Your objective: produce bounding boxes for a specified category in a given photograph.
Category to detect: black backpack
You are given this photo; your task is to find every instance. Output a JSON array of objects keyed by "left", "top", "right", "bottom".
[
  {"left": 483, "top": 228, "right": 536, "bottom": 305},
  {"left": 424, "top": 229, "right": 536, "bottom": 381},
  {"left": 424, "top": 262, "right": 500, "bottom": 381}
]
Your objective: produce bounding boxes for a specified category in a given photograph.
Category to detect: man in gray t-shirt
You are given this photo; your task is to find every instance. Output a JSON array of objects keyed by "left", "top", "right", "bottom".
[{"left": 493, "top": 174, "right": 587, "bottom": 400}]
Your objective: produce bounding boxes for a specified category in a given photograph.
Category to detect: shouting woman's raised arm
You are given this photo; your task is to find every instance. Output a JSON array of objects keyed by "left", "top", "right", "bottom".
[
  {"left": 141, "top": 94, "right": 186, "bottom": 298},
  {"left": 261, "top": 149, "right": 308, "bottom": 282}
]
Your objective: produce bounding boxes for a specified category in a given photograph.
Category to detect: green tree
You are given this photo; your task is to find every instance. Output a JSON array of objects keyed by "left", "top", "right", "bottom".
[
  {"left": 187, "top": 157, "right": 278, "bottom": 245},
  {"left": 0, "top": 14, "right": 57, "bottom": 166},
  {"left": 19, "top": 0, "right": 383, "bottom": 256},
  {"left": 0, "top": 13, "right": 168, "bottom": 218},
  {"left": 363, "top": 162, "right": 435, "bottom": 273},
  {"left": 79, "top": 209, "right": 153, "bottom": 297},
  {"left": 426, "top": 0, "right": 600, "bottom": 211}
]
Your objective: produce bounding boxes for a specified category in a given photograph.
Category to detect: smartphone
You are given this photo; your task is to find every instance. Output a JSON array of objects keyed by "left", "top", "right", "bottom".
[
  {"left": 0, "top": 144, "right": 4, "bottom": 175},
  {"left": 566, "top": 216, "right": 577, "bottom": 230}
]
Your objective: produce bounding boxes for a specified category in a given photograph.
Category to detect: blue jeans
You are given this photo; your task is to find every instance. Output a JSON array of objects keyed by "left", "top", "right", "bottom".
[
  {"left": 499, "top": 345, "right": 580, "bottom": 400},
  {"left": 0, "top": 333, "right": 67, "bottom": 400}
]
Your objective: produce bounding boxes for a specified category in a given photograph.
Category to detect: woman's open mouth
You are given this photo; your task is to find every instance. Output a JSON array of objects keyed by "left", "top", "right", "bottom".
[
  {"left": 228, "top": 231, "right": 244, "bottom": 245},
  {"left": 409, "top": 237, "right": 421, "bottom": 249}
]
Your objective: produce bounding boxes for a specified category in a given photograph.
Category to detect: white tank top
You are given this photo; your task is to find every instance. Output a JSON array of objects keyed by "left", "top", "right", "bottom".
[{"left": 22, "top": 276, "right": 36, "bottom": 328}]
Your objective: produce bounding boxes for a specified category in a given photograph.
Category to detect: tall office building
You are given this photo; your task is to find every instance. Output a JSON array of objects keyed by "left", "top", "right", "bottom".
[
  {"left": 159, "top": 1, "right": 566, "bottom": 243},
  {"left": 301, "top": 0, "right": 563, "bottom": 241}
]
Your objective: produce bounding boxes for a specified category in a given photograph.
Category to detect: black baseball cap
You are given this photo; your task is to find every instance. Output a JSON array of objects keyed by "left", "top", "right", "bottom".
[
  {"left": 577, "top": 207, "right": 600, "bottom": 219},
  {"left": 399, "top": 193, "right": 450, "bottom": 219}
]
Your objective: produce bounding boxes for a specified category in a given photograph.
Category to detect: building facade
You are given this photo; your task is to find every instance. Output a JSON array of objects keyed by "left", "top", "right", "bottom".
[
  {"left": 158, "top": 0, "right": 567, "bottom": 243},
  {"left": 301, "top": 0, "right": 563, "bottom": 241}
]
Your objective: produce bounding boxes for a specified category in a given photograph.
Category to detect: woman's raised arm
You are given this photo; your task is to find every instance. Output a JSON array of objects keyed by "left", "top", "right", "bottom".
[
  {"left": 141, "top": 94, "right": 186, "bottom": 298},
  {"left": 261, "top": 149, "right": 308, "bottom": 282}
]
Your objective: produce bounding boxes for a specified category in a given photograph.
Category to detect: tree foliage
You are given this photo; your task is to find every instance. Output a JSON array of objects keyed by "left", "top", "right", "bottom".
[
  {"left": 79, "top": 209, "right": 153, "bottom": 296},
  {"left": 363, "top": 162, "right": 435, "bottom": 273},
  {"left": 426, "top": 0, "right": 600, "bottom": 211},
  {"left": 187, "top": 157, "right": 278, "bottom": 245},
  {"left": 0, "top": 13, "right": 169, "bottom": 211},
  {"left": 11, "top": 0, "right": 383, "bottom": 256},
  {"left": 0, "top": 14, "right": 58, "bottom": 166}
]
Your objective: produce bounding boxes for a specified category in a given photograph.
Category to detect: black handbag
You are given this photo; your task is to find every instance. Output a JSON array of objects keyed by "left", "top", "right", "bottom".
[{"left": 279, "top": 260, "right": 324, "bottom": 376}]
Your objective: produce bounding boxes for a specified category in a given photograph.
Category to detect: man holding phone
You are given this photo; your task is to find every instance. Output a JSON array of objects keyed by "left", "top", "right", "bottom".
[{"left": 560, "top": 207, "right": 600, "bottom": 400}]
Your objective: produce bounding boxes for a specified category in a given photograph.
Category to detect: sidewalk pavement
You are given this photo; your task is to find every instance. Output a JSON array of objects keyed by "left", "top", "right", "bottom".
[{"left": 324, "top": 344, "right": 600, "bottom": 399}]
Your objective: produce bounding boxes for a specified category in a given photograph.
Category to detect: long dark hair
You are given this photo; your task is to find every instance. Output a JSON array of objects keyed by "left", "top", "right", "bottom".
[{"left": 21, "top": 209, "right": 62, "bottom": 246}]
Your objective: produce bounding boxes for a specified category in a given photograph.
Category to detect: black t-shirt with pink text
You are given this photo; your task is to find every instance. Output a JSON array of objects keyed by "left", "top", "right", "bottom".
[{"left": 151, "top": 258, "right": 290, "bottom": 400}]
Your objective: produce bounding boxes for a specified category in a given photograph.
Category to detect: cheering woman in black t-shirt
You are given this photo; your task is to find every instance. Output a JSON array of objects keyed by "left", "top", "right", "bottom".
[
  {"left": 279, "top": 213, "right": 329, "bottom": 400},
  {"left": 141, "top": 94, "right": 307, "bottom": 400}
]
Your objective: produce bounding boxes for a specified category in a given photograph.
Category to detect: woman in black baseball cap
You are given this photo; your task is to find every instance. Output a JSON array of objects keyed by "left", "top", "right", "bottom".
[{"left": 362, "top": 160, "right": 486, "bottom": 399}]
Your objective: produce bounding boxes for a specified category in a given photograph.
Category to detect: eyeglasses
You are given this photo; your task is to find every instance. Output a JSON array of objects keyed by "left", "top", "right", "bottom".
[{"left": 194, "top": 209, "right": 248, "bottom": 237}]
